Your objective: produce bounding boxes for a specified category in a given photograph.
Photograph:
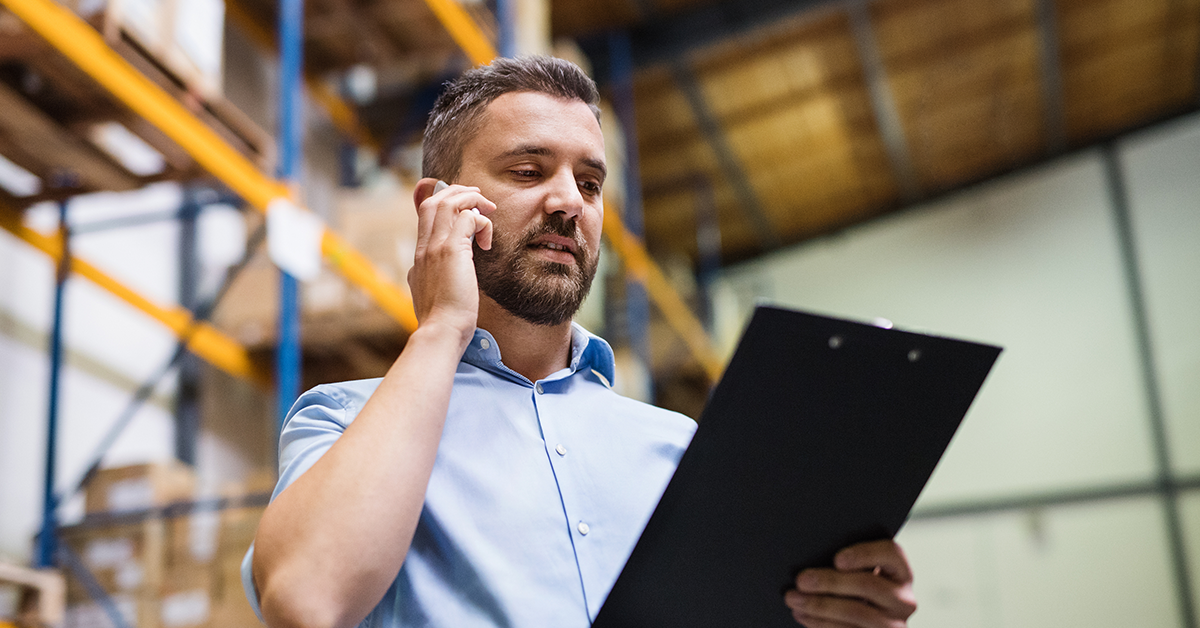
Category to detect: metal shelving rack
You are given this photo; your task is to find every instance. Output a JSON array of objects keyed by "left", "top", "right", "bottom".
[{"left": 0, "top": 0, "right": 727, "bottom": 622}]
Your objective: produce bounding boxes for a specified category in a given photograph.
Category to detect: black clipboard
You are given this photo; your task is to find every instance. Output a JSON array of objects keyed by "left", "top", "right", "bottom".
[{"left": 593, "top": 305, "right": 1002, "bottom": 628}]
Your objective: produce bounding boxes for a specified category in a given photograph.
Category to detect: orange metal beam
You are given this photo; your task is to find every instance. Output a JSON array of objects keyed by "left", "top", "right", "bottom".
[
  {"left": 0, "top": 205, "right": 269, "bottom": 386},
  {"left": 0, "top": 0, "right": 418, "bottom": 333},
  {"left": 603, "top": 202, "right": 724, "bottom": 382},
  {"left": 3, "top": 0, "right": 720, "bottom": 379},
  {"left": 422, "top": 0, "right": 498, "bottom": 66}
]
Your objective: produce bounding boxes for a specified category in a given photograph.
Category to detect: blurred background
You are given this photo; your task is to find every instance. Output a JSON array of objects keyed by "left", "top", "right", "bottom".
[{"left": 0, "top": 0, "right": 1197, "bottom": 626}]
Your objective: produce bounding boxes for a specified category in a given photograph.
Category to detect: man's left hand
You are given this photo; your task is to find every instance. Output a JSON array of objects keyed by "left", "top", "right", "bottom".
[{"left": 784, "top": 540, "right": 917, "bottom": 628}]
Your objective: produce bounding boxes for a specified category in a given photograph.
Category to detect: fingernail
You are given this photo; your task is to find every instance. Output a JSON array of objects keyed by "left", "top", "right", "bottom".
[{"left": 800, "top": 572, "right": 819, "bottom": 590}]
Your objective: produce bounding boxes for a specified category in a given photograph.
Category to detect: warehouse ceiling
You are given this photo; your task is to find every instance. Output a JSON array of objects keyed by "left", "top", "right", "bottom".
[
  {"left": 0, "top": 0, "right": 1193, "bottom": 404},
  {"left": 276, "top": 0, "right": 1200, "bottom": 266},
  {"left": 565, "top": 0, "right": 1200, "bottom": 264},
  {"left": 307, "top": 0, "right": 1200, "bottom": 266},
  {"left": 1, "top": 0, "right": 1197, "bottom": 267}
]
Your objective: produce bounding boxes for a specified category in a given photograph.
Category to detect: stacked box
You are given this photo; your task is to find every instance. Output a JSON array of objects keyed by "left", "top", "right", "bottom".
[
  {"left": 83, "top": 461, "right": 196, "bottom": 516},
  {"left": 207, "top": 475, "right": 272, "bottom": 628},
  {"left": 214, "top": 176, "right": 418, "bottom": 347},
  {"left": 207, "top": 504, "right": 265, "bottom": 628},
  {"left": 59, "top": 519, "right": 211, "bottom": 628},
  {"left": 59, "top": 468, "right": 273, "bottom": 624},
  {"left": 65, "top": 0, "right": 226, "bottom": 100},
  {"left": 63, "top": 463, "right": 212, "bottom": 628}
]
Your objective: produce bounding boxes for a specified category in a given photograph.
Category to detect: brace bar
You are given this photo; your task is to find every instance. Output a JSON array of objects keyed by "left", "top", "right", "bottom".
[{"left": 0, "top": 204, "right": 268, "bottom": 385}]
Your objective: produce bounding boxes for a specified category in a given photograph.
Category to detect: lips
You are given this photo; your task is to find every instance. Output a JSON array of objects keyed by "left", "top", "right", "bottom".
[{"left": 528, "top": 234, "right": 578, "bottom": 256}]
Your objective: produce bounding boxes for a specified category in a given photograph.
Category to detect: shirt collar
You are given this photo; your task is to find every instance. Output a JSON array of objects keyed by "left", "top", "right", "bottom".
[{"left": 461, "top": 322, "right": 616, "bottom": 385}]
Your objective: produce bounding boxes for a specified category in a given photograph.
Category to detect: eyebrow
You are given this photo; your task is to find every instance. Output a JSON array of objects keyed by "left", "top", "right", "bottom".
[{"left": 497, "top": 145, "right": 608, "bottom": 182}]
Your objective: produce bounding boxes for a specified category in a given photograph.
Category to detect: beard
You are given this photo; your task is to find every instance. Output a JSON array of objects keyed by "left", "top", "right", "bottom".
[{"left": 474, "top": 212, "right": 599, "bottom": 327}]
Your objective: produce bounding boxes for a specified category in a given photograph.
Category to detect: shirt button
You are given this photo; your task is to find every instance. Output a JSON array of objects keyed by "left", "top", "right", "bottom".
[
  {"left": 479, "top": 338, "right": 490, "bottom": 350},
  {"left": 578, "top": 522, "right": 590, "bottom": 536},
  {"left": 535, "top": 383, "right": 544, "bottom": 394},
  {"left": 555, "top": 444, "right": 566, "bottom": 456}
]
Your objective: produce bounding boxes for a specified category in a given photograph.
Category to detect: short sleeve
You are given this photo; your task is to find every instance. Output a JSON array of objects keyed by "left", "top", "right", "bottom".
[{"left": 240, "top": 386, "right": 358, "bottom": 621}]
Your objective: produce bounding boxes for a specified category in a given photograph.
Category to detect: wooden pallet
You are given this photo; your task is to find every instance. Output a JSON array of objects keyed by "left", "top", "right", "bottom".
[
  {"left": 0, "top": 562, "right": 65, "bottom": 628},
  {"left": 0, "top": 7, "right": 273, "bottom": 207}
]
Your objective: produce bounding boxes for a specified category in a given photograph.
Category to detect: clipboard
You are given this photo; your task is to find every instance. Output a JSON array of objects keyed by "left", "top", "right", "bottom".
[{"left": 593, "top": 305, "right": 1002, "bottom": 628}]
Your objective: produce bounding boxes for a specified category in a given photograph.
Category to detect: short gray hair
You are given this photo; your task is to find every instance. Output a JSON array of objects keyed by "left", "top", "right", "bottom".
[{"left": 422, "top": 56, "right": 601, "bottom": 182}]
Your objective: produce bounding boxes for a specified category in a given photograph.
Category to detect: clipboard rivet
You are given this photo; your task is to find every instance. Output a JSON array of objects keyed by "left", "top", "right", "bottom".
[
  {"left": 908, "top": 349, "right": 921, "bottom": 362},
  {"left": 828, "top": 335, "right": 843, "bottom": 349}
]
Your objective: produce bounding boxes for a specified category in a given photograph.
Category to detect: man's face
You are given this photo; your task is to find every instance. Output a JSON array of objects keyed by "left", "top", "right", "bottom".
[{"left": 456, "top": 91, "right": 606, "bottom": 326}]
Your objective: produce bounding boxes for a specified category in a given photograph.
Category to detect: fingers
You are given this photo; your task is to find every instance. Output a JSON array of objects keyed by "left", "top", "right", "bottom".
[
  {"left": 793, "top": 568, "right": 916, "bottom": 620},
  {"left": 834, "top": 541, "right": 913, "bottom": 585},
  {"left": 784, "top": 589, "right": 907, "bottom": 628},
  {"left": 468, "top": 208, "right": 493, "bottom": 251},
  {"left": 412, "top": 178, "right": 496, "bottom": 255},
  {"left": 784, "top": 541, "right": 917, "bottom": 627}
]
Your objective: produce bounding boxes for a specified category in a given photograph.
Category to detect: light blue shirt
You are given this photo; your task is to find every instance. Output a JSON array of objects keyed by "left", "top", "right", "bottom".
[{"left": 242, "top": 324, "right": 697, "bottom": 627}]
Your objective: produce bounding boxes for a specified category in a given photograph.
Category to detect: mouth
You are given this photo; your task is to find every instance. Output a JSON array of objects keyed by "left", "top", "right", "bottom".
[{"left": 526, "top": 235, "right": 579, "bottom": 264}]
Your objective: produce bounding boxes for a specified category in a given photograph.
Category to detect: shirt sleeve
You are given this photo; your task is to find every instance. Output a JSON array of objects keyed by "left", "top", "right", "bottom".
[{"left": 240, "top": 386, "right": 355, "bottom": 621}]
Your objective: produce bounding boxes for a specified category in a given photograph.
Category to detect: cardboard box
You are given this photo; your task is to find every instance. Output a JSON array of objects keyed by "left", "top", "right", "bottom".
[
  {"left": 60, "top": 517, "right": 213, "bottom": 628},
  {"left": 84, "top": 462, "right": 196, "bottom": 516},
  {"left": 67, "top": 0, "right": 226, "bottom": 100},
  {"left": 206, "top": 504, "right": 264, "bottom": 628},
  {"left": 213, "top": 176, "right": 418, "bottom": 347}
]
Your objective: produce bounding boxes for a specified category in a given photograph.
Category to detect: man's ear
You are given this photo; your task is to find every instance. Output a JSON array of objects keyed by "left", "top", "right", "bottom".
[{"left": 413, "top": 178, "right": 440, "bottom": 210}]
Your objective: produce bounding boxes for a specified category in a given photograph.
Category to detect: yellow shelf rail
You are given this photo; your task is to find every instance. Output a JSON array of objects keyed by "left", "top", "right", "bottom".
[
  {"left": 603, "top": 203, "right": 724, "bottom": 382},
  {"left": 0, "top": 0, "right": 419, "bottom": 333},
  {"left": 422, "top": 0, "right": 498, "bottom": 66},
  {"left": 0, "top": 204, "right": 269, "bottom": 386},
  {"left": 3, "top": 0, "right": 721, "bottom": 382},
  {"left": 224, "top": 0, "right": 380, "bottom": 151}
]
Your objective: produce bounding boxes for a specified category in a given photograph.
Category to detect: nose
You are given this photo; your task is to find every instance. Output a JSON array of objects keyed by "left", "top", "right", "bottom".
[{"left": 543, "top": 168, "right": 584, "bottom": 220}]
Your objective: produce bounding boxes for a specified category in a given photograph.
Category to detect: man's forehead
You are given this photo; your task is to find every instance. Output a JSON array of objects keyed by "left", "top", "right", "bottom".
[{"left": 472, "top": 92, "right": 605, "bottom": 161}]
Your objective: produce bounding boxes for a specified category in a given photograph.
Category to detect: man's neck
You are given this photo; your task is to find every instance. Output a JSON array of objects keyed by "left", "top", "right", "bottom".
[{"left": 476, "top": 296, "right": 575, "bottom": 383}]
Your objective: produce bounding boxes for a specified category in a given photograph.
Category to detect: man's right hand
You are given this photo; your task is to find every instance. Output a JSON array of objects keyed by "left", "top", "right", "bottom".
[{"left": 409, "top": 178, "right": 495, "bottom": 345}]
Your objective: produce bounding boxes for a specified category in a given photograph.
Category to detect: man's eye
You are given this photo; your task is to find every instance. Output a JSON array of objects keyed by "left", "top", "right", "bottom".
[
  {"left": 579, "top": 180, "right": 601, "bottom": 195},
  {"left": 511, "top": 170, "right": 540, "bottom": 178}
]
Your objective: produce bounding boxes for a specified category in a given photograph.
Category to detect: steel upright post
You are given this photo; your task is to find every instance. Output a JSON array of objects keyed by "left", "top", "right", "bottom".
[
  {"left": 496, "top": 0, "right": 516, "bottom": 57},
  {"left": 276, "top": 0, "right": 304, "bottom": 430},
  {"left": 176, "top": 187, "right": 201, "bottom": 464},
  {"left": 36, "top": 200, "right": 70, "bottom": 568},
  {"left": 609, "top": 32, "right": 653, "bottom": 399}
]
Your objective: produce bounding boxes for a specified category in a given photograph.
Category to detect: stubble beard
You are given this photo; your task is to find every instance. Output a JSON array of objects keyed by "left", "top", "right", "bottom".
[{"left": 474, "top": 212, "right": 598, "bottom": 327}]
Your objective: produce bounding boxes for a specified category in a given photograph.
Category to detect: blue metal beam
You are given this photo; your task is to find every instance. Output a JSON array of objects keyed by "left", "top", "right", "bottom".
[
  {"left": 175, "top": 187, "right": 201, "bottom": 465},
  {"left": 692, "top": 175, "right": 721, "bottom": 332},
  {"left": 610, "top": 31, "right": 653, "bottom": 398},
  {"left": 57, "top": 222, "right": 267, "bottom": 509},
  {"left": 57, "top": 542, "right": 134, "bottom": 628},
  {"left": 277, "top": 0, "right": 304, "bottom": 431},
  {"left": 496, "top": 0, "right": 516, "bottom": 57},
  {"left": 36, "top": 200, "right": 69, "bottom": 568}
]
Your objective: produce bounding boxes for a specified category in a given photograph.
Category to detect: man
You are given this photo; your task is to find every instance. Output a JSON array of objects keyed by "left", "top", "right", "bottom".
[{"left": 244, "top": 56, "right": 917, "bottom": 628}]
